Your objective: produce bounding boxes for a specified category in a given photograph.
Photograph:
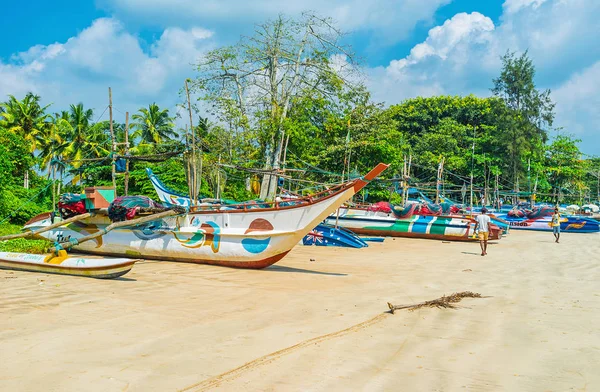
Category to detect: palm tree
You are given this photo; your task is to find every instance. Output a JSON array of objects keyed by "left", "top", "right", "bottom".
[
  {"left": 38, "top": 111, "right": 70, "bottom": 178},
  {"left": 63, "top": 103, "right": 96, "bottom": 166},
  {"left": 0, "top": 93, "right": 51, "bottom": 187},
  {"left": 132, "top": 103, "right": 177, "bottom": 145},
  {"left": 0, "top": 93, "right": 51, "bottom": 151}
]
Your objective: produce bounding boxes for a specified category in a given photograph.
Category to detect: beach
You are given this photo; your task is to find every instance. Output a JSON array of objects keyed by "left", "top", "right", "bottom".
[{"left": 1, "top": 230, "right": 599, "bottom": 391}]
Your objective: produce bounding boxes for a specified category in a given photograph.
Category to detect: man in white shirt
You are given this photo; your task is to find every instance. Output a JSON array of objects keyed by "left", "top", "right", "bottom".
[{"left": 475, "top": 207, "right": 491, "bottom": 256}]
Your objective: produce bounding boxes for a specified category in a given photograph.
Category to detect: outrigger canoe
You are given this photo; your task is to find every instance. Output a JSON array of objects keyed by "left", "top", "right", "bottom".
[
  {"left": 21, "top": 164, "right": 389, "bottom": 269},
  {"left": 0, "top": 251, "right": 136, "bottom": 279}
]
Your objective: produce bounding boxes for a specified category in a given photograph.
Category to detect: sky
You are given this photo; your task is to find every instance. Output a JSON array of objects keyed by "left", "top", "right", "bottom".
[{"left": 1, "top": 0, "right": 599, "bottom": 155}]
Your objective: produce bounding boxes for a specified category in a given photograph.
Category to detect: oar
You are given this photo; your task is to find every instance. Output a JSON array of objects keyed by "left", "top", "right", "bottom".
[
  {"left": 0, "top": 213, "right": 95, "bottom": 242},
  {"left": 49, "top": 209, "right": 180, "bottom": 253}
]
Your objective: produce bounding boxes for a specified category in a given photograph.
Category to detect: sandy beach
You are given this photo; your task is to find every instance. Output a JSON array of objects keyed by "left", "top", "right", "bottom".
[{"left": 1, "top": 230, "right": 599, "bottom": 391}]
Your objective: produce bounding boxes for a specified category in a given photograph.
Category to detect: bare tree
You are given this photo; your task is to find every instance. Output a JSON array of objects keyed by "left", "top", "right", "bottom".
[{"left": 191, "top": 12, "right": 359, "bottom": 199}]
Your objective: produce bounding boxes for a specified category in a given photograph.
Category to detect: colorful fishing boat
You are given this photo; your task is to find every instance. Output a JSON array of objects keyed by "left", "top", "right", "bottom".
[
  {"left": 21, "top": 164, "right": 388, "bottom": 269},
  {"left": 302, "top": 223, "right": 368, "bottom": 248},
  {"left": 495, "top": 206, "right": 600, "bottom": 233},
  {"left": 325, "top": 206, "right": 502, "bottom": 241},
  {"left": 0, "top": 251, "right": 136, "bottom": 279}
]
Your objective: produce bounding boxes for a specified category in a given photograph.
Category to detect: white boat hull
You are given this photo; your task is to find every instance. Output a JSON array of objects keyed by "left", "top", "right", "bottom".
[{"left": 0, "top": 252, "right": 136, "bottom": 279}]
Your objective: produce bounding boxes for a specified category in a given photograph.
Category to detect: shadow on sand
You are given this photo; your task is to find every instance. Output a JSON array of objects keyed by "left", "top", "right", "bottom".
[
  {"left": 113, "top": 276, "right": 137, "bottom": 282},
  {"left": 266, "top": 265, "right": 347, "bottom": 276}
]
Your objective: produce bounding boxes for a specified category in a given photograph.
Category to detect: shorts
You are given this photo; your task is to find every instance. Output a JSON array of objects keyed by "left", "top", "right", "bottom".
[
  {"left": 478, "top": 232, "right": 489, "bottom": 241},
  {"left": 553, "top": 225, "right": 560, "bottom": 234}
]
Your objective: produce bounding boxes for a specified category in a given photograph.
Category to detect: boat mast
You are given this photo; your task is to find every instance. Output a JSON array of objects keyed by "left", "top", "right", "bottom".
[{"left": 108, "top": 87, "right": 116, "bottom": 191}]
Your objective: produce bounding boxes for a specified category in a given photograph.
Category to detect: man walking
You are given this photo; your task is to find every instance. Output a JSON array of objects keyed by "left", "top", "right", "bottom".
[
  {"left": 475, "top": 207, "right": 491, "bottom": 256},
  {"left": 551, "top": 207, "right": 561, "bottom": 243}
]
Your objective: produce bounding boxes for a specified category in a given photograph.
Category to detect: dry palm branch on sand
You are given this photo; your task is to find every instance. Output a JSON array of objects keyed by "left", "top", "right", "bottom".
[{"left": 387, "top": 291, "right": 488, "bottom": 314}]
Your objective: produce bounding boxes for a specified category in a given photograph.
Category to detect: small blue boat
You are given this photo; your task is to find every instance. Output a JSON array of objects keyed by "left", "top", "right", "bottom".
[{"left": 303, "top": 224, "right": 368, "bottom": 248}]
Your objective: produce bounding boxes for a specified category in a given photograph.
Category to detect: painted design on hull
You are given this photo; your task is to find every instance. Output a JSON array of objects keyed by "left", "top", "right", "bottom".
[
  {"left": 67, "top": 222, "right": 104, "bottom": 248},
  {"left": 173, "top": 221, "right": 221, "bottom": 252},
  {"left": 241, "top": 218, "right": 274, "bottom": 254}
]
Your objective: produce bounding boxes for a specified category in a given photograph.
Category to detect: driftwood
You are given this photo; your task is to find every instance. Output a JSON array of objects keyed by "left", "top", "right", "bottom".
[
  {"left": 387, "top": 291, "right": 486, "bottom": 314},
  {"left": 0, "top": 213, "right": 94, "bottom": 242},
  {"left": 49, "top": 209, "right": 180, "bottom": 253}
]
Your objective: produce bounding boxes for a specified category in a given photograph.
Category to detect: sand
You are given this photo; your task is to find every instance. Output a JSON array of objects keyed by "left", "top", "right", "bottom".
[{"left": 1, "top": 230, "right": 599, "bottom": 391}]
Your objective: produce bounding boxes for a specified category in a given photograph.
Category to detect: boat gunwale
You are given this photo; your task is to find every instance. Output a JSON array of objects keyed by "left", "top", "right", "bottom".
[{"left": 0, "top": 257, "right": 138, "bottom": 271}]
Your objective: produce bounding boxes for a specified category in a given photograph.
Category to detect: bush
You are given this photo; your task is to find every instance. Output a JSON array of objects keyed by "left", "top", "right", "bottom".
[{"left": 0, "top": 224, "right": 50, "bottom": 254}]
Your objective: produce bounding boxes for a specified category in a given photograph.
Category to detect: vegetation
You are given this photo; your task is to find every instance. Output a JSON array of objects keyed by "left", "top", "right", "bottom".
[{"left": 0, "top": 13, "right": 597, "bottom": 241}]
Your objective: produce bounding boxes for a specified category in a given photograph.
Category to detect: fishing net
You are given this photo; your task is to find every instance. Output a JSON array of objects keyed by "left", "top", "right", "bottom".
[
  {"left": 58, "top": 193, "right": 87, "bottom": 219},
  {"left": 391, "top": 203, "right": 418, "bottom": 218},
  {"left": 368, "top": 201, "right": 393, "bottom": 213},
  {"left": 108, "top": 196, "right": 164, "bottom": 222}
]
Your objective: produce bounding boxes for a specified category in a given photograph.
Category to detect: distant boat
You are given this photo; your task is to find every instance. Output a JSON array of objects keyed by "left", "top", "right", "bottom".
[
  {"left": 495, "top": 206, "right": 600, "bottom": 233},
  {"left": 325, "top": 206, "right": 502, "bottom": 241}
]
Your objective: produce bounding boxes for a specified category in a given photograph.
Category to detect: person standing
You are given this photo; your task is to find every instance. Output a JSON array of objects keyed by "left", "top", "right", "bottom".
[
  {"left": 552, "top": 207, "right": 561, "bottom": 243},
  {"left": 475, "top": 207, "right": 491, "bottom": 256}
]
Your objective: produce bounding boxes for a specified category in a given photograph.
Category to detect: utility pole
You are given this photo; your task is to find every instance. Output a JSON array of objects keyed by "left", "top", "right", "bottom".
[
  {"left": 124, "top": 111, "right": 130, "bottom": 196},
  {"left": 470, "top": 129, "right": 475, "bottom": 213},
  {"left": 108, "top": 87, "right": 116, "bottom": 190}
]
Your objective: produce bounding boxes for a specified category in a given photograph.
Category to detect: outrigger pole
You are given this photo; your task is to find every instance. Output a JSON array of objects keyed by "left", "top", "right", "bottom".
[
  {"left": 0, "top": 213, "right": 95, "bottom": 242},
  {"left": 49, "top": 209, "right": 181, "bottom": 253}
]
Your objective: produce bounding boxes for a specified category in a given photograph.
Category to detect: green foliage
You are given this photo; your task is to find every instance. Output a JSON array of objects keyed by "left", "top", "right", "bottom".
[
  {"left": 545, "top": 134, "right": 587, "bottom": 202},
  {"left": 0, "top": 18, "right": 593, "bottom": 212},
  {"left": 0, "top": 224, "right": 50, "bottom": 254}
]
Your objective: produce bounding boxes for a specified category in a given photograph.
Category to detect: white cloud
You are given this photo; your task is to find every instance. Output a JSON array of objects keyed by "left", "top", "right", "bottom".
[
  {"left": 552, "top": 61, "right": 600, "bottom": 148},
  {"left": 367, "top": 0, "right": 600, "bottom": 154},
  {"left": 503, "top": 0, "right": 549, "bottom": 14},
  {"left": 98, "top": 0, "right": 450, "bottom": 45},
  {"left": 369, "top": 12, "right": 495, "bottom": 102},
  {"left": 0, "top": 18, "right": 213, "bottom": 121}
]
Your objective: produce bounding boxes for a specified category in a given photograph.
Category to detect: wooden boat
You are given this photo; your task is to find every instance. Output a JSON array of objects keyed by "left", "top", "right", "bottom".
[
  {"left": 21, "top": 164, "right": 388, "bottom": 269},
  {"left": 495, "top": 210, "right": 600, "bottom": 233},
  {"left": 325, "top": 206, "right": 502, "bottom": 241},
  {"left": 302, "top": 223, "right": 368, "bottom": 248},
  {"left": 0, "top": 251, "right": 136, "bottom": 279}
]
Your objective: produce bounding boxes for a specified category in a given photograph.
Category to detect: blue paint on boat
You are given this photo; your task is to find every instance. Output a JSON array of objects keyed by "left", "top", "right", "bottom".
[
  {"left": 411, "top": 215, "right": 434, "bottom": 234},
  {"left": 241, "top": 237, "right": 271, "bottom": 253}
]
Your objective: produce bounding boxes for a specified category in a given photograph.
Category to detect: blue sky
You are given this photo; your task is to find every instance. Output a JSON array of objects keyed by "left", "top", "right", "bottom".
[{"left": 1, "top": 0, "right": 598, "bottom": 155}]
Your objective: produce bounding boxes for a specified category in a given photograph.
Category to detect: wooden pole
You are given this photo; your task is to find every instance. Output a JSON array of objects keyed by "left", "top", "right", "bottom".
[
  {"left": 124, "top": 112, "right": 130, "bottom": 196},
  {"left": 0, "top": 213, "right": 94, "bottom": 242},
  {"left": 495, "top": 172, "right": 500, "bottom": 210},
  {"left": 435, "top": 157, "right": 444, "bottom": 204},
  {"left": 108, "top": 87, "right": 117, "bottom": 191},
  {"left": 185, "top": 79, "right": 197, "bottom": 206},
  {"left": 216, "top": 154, "right": 221, "bottom": 200},
  {"left": 50, "top": 209, "right": 179, "bottom": 253}
]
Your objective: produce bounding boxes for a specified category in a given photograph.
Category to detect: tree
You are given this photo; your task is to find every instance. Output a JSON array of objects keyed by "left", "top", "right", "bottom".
[
  {"left": 491, "top": 50, "right": 555, "bottom": 196},
  {"left": 131, "top": 103, "right": 177, "bottom": 145},
  {"left": 0, "top": 93, "right": 51, "bottom": 188},
  {"left": 192, "top": 12, "right": 359, "bottom": 199},
  {"left": 0, "top": 93, "right": 51, "bottom": 150},
  {"left": 545, "top": 134, "right": 587, "bottom": 204}
]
